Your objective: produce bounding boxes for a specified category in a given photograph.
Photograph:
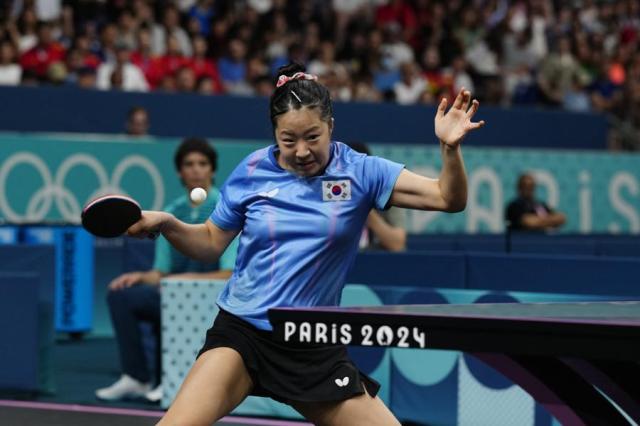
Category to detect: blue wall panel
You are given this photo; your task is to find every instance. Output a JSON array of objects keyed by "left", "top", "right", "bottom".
[{"left": 0, "top": 86, "right": 607, "bottom": 149}]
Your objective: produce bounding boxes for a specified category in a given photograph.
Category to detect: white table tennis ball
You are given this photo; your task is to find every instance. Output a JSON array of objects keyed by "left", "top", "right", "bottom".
[{"left": 190, "top": 187, "right": 207, "bottom": 204}]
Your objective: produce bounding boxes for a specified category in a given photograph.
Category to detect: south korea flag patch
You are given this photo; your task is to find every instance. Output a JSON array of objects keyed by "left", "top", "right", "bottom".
[{"left": 323, "top": 180, "right": 352, "bottom": 201}]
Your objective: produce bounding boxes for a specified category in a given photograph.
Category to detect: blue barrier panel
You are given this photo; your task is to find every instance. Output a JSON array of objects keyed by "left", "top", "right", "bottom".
[
  {"left": 510, "top": 240, "right": 598, "bottom": 256},
  {"left": 0, "top": 273, "right": 39, "bottom": 391},
  {"left": 0, "top": 226, "right": 19, "bottom": 244},
  {"left": 456, "top": 237, "right": 506, "bottom": 252},
  {"left": 406, "top": 235, "right": 458, "bottom": 251},
  {"left": 0, "top": 86, "right": 607, "bottom": 148},
  {"left": 596, "top": 241, "right": 640, "bottom": 257},
  {"left": 346, "top": 251, "right": 466, "bottom": 288},
  {"left": 0, "top": 244, "right": 56, "bottom": 392},
  {"left": 23, "top": 226, "right": 94, "bottom": 333},
  {"left": 408, "top": 234, "right": 640, "bottom": 256},
  {"left": 466, "top": 253, "right": 640, "bottom": 296}
]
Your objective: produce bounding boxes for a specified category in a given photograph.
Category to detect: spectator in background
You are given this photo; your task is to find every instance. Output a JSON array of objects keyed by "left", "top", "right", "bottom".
[
  {"left": 116, "top": 8, "right": 139, "bottom": 51},
  {"left": 187, "top": 0, "right": 215, "bottom": 37},
  {"left": 148, "top": 35, "right": 189, "bottom": 89},
  {"left": 110, "top": 65, "right": 124, "bottom": 90},
  {"left": 175, "top": 65, "right": 196, "bottom": 92},
  {"left": 352, "top": 72, "right": 383, "bottom": 102},
  {"left": 0, "top": 40, "right": 22, "bottom": 85},
  {"left": 447, "top": 55, "right": 474, "bottom": 95},
  {"left": 506, "top": 174, "right": 566, "bottom": 232},
  {"left": 69, "top": 34, "right": 101, "bottom": 70},
  {"left": 126, "top": 106, "right": 150, "bottom": 136},
  {"left": 348, "top": 142, "right": 407, "bottom": 252},
  {"left": 75, "top": 66, "right": 96, "bottom": 89},
  {"left": 46, "top": 60, "right": 67, "bottom": 85},
  {"left": 537, "top": 37, "right": 585, "bottom": 106},
  {"left": 9, "top": 6, "right": 38, "bottom": 53},
  {"left": 130, "top": 27, "right": 157, "bottom": 87},
  {"left": 196, "top": 75, "right": 215, "bottom": 95},
  {"left": 393, "top": 61, "right": 427, "bottom": 105},
  {"left": 589, "top": 58, "right": 623, "bottom": 113},
  {"left": 376, "top": 0, "right": 417, "bottom": 44},
  {"left": 58, "top": 4, "right": 75, "bottom": 49},
  {"left": 19, "top": 21, "right": 65, "bottom": 81},
  {"left": 132, "top": 0, "right": 155, "bottom": 28},
  {"left": 381, "top": 22, "right": 414, "bottom": 73},
  {"left": 563, "top": 75, "right": 591, "bottom": 112},
  {"left": 218, "top": 38, "right": 248, "bottom": 94},
  {"left": 420, "top": 44, "right": 449, "bottom": 102},
  {"left": 308, "top": 41, "right": 346, "bottom": 79},
  {"left": 151, "top": 4, "right": 192, "bottom": 57},
  {"left": 97, "top": 42, "right": 148, "bottom": 92},
  {"left": 95, "top": 138, "right": 238, "bottom": 403},
  {"left": 189, "top": 34, "right": 221, "bottom": 93},
  {"left": 97, "top": 22, "right": 118, "bottom": 64}
]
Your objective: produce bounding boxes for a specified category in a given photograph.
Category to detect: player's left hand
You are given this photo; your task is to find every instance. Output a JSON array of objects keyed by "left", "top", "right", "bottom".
[{"left": 435, "top": 88, "right": 485, "bottom": 148}]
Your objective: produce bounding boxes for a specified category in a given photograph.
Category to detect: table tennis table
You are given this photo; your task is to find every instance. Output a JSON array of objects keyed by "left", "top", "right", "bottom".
[{"left": 269, "top": 301, "right": 640, "bottom": 425}]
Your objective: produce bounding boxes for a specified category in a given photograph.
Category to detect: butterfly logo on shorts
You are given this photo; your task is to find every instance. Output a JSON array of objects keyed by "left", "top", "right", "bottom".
[{"left": 334, "top": 376, "right": 350, "bottom": 387}]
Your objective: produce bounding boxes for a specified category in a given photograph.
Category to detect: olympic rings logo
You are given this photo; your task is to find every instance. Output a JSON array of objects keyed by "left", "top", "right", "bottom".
[{"left": 0, "top": 152, "right": 164, "bottom": 223}]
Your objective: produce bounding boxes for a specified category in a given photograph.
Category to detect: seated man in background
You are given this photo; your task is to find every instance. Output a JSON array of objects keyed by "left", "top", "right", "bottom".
[
  {"left": 506, "top": 173, "right": 566, "bottom": 232},
  {"left": 125, "top": 106, "right": 150, "bottom": 136},
  {"left": 348, "top": 142, "right": 407, "bottom": 251},
  {"left": 95, "top": 138, "right": 237, "bottom": 403}
]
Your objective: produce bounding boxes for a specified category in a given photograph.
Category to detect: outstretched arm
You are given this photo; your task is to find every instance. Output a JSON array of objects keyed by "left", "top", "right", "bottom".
[
  {"left": 127, "top": 212, "right": 238, "bottom": 263},
  {"left": 390, "top": 88, "right": 485, "bottom": 212}
]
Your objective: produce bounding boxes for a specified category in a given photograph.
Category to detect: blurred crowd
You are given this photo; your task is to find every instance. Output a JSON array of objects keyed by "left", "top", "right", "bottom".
[{"left": 0, "top": 0, "right": 639, "bottom": 149}]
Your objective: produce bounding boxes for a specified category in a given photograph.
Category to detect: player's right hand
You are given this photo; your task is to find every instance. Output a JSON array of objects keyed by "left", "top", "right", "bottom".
[{"left": 126, "top": 211, "right": 172, "bottom": 239}]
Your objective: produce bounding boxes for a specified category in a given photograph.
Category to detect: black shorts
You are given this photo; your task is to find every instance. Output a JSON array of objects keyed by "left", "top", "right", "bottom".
[{"left": 197, "top": 309, "right": 380, "bottom": 404}]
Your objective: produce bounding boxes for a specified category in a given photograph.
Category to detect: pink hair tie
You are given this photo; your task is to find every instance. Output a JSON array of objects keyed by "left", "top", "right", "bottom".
[{"left": 276, "top": 72, "right": 318, "bottom": 88}]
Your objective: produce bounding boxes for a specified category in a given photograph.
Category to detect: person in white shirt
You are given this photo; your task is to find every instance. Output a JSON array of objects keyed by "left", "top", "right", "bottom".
[
  {"left": 97, "top": 43, "right": 149, "bottom": 92},
  {"left": 393, "top": 61, "right": 427, "bottom": 105},
  {"left": 151, "top": 5, "right": 192, "bottom": 57},
  {"left": 0, "top": 40, "right": 21, "bottom": 85}
]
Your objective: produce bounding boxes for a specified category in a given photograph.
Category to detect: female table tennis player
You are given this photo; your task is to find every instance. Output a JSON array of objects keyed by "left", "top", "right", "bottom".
[{"left": 127, "top": 63, "right": 485, "bottom": 425}]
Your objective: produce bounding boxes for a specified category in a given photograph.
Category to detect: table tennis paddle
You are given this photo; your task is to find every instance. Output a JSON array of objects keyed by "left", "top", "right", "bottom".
[{"left": 81, "top": 195, "right": 142, "bottom": 238}]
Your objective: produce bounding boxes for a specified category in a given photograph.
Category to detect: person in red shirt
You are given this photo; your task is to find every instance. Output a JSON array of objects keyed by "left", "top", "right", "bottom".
[
  {"left": 65, "top": 35, "right": 101, "bottom": 79},
  {"left": 130, "top": 27, "right": 157, "bottom": 88},
  {"left": 146, "top": 35, "right": 189, "bottom": 88},
  {"left": 20, "top": 21, "right": 66, "bottom": 80},
  {"left": 375, "top": 0, "right": 417, "bottom": 43},
  {"left": 189, "top": 35, "right": 222, "bottom": 93}
]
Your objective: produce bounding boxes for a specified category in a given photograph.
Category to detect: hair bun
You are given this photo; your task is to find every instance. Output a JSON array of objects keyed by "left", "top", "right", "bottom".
[{"left": 276, "top": 62, "right": 306, "bottom": 81}]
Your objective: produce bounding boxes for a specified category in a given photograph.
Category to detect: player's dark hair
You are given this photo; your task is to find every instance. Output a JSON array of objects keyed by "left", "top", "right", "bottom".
[
  {"left": 174, "top": 137, "right": 218, "bottom": 172},
  {"left": 269, "top": 62, "right": 332, "bottom": 132}
]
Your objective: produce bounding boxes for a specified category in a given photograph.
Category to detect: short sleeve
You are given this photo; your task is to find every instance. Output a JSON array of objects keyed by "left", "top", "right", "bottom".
[
  {"left": 363, "top": 156, "right": 405, "bottom": 210},
  {"left": 151, "top": 235, "right": 171, "bottom": 273},
  {"left": 218, "top": 234, "right": 239, "bottom": 270},
  {"left": 210, "top": 165, "right": 246, "bottom": 230}
]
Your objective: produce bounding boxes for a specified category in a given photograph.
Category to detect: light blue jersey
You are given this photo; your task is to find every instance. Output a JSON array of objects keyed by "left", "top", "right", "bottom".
[{"left": 211, "top": 142, "right": 404, "bottom": 330}]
